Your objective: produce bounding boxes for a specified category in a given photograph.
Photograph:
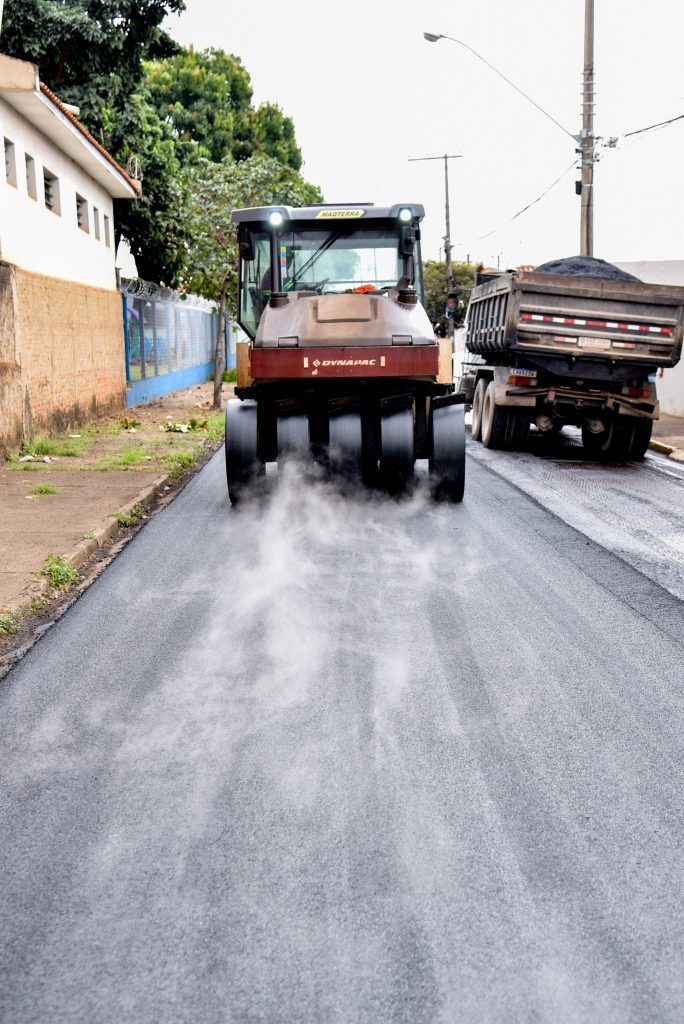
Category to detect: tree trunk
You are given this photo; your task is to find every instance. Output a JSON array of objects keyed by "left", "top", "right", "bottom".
[{"left": 213, "top": 276, "right": 229, "bottom": 410}]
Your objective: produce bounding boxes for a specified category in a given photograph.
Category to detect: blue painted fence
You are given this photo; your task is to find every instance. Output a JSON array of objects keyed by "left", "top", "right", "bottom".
[{"left": 122, "top": 281, "right": 239, "bottom": 407}]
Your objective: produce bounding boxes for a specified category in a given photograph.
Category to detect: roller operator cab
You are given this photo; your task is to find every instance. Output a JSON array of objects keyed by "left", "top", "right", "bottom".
[{"left": 225, "top": 203, "right": 465, "bottom": 503}]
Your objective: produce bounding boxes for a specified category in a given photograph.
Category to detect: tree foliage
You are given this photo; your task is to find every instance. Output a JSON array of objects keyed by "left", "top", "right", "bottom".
[
  {"left": 423, "top": 260, "right": 475, "bottom": 326},
  {"left": 144, "top": 48, "right": 302, "bottom": 169},
  {"left": 1, "top": 4, "right": 314, "bottom": 286},
  {"left": 1, "top": 0, "right": 184, "bottom": 132}
]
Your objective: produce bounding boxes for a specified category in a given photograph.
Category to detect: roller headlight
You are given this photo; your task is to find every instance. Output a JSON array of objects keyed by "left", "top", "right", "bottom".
[{"left": 269, "top": 211, "right": 284, "bottom": 227}]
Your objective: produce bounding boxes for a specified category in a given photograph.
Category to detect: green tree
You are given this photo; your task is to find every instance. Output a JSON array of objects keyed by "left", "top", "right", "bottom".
[
  {"left": 1, "top": 0, "right": 185, "bottom": 132},
  {"left": 1, "top": 0, "right": 187, "bottom": 282},
  {"left": 144, "top": 48, "right": 302, "bottom": 169},
  {"left": 423, "top": 260, "right": 475, "bottom": 326},
  {"left": 181, "top": 156, "right": 323, "bottom": 408}
]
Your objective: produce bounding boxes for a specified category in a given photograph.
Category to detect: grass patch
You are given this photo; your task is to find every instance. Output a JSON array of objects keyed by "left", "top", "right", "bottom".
[
  {"left": 29, "top": 484, "right": 60, "bottom": 496},
  {"left": 22, "top": 436, "right": 84, "bottom": 458},
  {"left": 31, "top": 595, "right": 47, "bottom": 612},
  {"left": 119, "top": 417, "right": 141, "bottom": 430},
  {"left": 0, "top": 610, "right": 20, "bottom": 636},
  {"left": 203, "top": 411, "right": 225, "bottom": 440},
  {"left": 97, "top": 447, "right": 153, "bottom": 470},
  {"left": 222, "top": 367, "right": 237, "bottom": 383},
  {"left": 39, "top": 553, "right": 79, "bottom": 590},
  {"left": 111, "top": 503, "right": 145, "bottom": 529},
  {"left": 166, "top": 449, "right": 196, "bottom": 480}
]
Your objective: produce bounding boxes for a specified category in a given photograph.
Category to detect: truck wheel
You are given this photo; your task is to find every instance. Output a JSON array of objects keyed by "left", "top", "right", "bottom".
[
  {"left": 470, "top": 378, "right": 487, "bottom": 441},
  {"left": 429, "top": 403, "right": 465, "bottom": 502},
  {"left": 380, "top": 406, "right": 415, "bottom": 494},
  {"left": 508, "top": 410, "right": 531, "bottom": 449},
  {"left": 626, "top": 419, "right": 653, "bottom": 459},
  {"left": 481, "top": 381, "right": 511, "bottom": 449},
  {"left": 225, "top": 399, "right": 263, "bottom": 504},
  {"left": 582, "top": 419, "right": 630, "bottom": 460}
]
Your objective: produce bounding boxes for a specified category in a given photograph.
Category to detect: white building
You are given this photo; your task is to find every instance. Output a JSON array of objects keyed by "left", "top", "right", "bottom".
[
  {"left": 0, "top": 53, "right": 138, "bottom": 290},
  {"left": 0, "top": 53, "right": 140, "bottom": 447}
]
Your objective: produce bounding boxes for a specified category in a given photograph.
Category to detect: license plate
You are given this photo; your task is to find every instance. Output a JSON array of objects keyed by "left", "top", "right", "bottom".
[{"left": 578, "top": 336, "right": 611, "bottom": 350}]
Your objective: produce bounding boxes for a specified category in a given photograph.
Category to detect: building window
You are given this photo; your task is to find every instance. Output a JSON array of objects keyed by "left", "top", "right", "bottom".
[
  {"left": 76, "top": 193, "right": 89, "bottom": 233},
  {"left": 25, "top": 154, "right": 37, "bottom": 200},
  {"left": 4, "top": 138, "right": 17, "bottom": 187},
  {"left": 104, "top": 214, "right": 111, "bottom": 248},
  {"left": 93, "top": 206, "right": 101, "bottom": 240},
  {"left": 43, "top": 169, "right": 61, "bottom": 215}
]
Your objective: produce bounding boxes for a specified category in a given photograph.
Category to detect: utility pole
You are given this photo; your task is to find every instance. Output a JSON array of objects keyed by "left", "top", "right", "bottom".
[
  {"left": 408, "top": 153, "right": 462, "bottom": 293},
  {"left": 579, "top": 0, "right": 595, "bottom": 255}
]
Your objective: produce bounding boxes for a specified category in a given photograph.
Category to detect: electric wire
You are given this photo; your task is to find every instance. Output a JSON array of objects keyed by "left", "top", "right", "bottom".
[{"left": 474, "top": 160, "right": 579, "bottom": 242}]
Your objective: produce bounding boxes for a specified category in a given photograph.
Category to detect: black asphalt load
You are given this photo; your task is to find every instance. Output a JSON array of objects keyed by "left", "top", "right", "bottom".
[{"left": 1, "top": 452, "right": 683, "bottom": 1024}]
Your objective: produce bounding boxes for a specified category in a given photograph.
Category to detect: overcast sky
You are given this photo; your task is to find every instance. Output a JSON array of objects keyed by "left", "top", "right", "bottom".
[{"left": 167, "top": 0, "right": 684, "bottom": 270}]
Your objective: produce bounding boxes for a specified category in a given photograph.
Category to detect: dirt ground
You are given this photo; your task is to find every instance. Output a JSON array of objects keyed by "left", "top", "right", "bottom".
[{"left": 0, "top": 380, "right": 233, "bottom": 634}]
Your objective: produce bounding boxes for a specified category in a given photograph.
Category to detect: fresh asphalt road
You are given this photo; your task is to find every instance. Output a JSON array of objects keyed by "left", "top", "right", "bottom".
[{"left": 2, "top": 446, "right": 684, "bottom": 1024}]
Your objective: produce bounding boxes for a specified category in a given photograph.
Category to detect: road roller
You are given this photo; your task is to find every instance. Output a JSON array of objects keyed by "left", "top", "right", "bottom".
[{"left": 225, "top": 202, "right": 465, "bottom": 503}]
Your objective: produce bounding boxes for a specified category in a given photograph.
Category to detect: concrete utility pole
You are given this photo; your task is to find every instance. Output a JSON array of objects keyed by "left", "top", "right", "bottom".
[
  {"left": 579, "top": 0, "right": 595, "bottom": 255},
  {"left": 408, "top": 153, "right": 461, "bottom": 293}
]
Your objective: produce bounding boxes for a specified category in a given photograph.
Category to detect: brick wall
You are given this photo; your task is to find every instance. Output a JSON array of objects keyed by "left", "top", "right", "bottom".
[{"left": 0, "top": 263, "right": 126, "bottom": 448}]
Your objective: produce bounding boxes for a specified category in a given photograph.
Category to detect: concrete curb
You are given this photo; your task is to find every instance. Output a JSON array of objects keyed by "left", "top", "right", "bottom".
[
  {"left": 649, "top": 439, "right": 676, "bottom": 455},
  {"left": 7, "top": 473, "right": 170, "bottom": 620},
  {"left": 649, "top": 439, "right": 684, "bottom": 461}
]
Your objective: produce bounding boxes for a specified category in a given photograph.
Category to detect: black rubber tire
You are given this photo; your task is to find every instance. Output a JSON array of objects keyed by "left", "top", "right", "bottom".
[
  {"left": 480, "top": 381, "right": 511, "bottom": 449},
  {"left": 508, "top": 410, "right": 531, "bottom": 450},
  {"left": 328, "top": 411, "right": 363, "bottom": 481},
  {"left": 277, "top": 413, "right": 310, "bottom": 460},
  {"left": 429, "top": 403, "right": 466, "bottom": 503},
  {"left": 380, "top": 406, "right": 415, "bottom": 493},
  {"left": 225, "top": 398, "right": 263, "bottom": 504},
  {"left": 470, "top": 378, "right": 487, "bottom": 442},
  {"left": 581, "top": 418, "right": 641, "bottom": 461},
  {"left": 625, "top": 418, "right": 653, "bottom": 460},
  {"left": 581, "top": 421, "right": 611, "bottom": 456}
]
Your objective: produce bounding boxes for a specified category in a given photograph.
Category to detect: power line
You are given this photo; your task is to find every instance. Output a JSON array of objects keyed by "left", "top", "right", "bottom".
[
  {"left": 474, "top": 160, "right": 579, "bottom": 242},
  {"left": 623, "top": 112, "right": 684, "bottom": 139}
]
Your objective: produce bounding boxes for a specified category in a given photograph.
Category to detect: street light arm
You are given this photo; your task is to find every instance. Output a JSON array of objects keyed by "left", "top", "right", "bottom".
[{"left": 424, "top": 31, "right": 575, "bottom": 141}]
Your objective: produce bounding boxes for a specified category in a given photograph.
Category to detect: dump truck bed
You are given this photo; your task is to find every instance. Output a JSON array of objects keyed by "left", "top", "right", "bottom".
[{"left": 465, "top": 271, "right": 684, "bottom": 370}]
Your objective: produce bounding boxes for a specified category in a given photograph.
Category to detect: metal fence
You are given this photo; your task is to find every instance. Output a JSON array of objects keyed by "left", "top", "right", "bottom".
[{"left": 121, "top": 278, "right": 238, "bottom": 406}]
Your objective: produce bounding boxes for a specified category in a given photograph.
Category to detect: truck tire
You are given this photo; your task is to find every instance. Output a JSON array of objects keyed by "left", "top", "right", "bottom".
[
  {"left": 582, "top": 418, "right": 633, "bottom": 461},
  {"left": 470, "top": 378, "right": 487, "bottom": 441},
  {"left": 481, "top": 381, "right": 511, "bottom": 449},
  {"left": 508, "top": 410, "right": 531, "bottom": 450},
  {"left": 625, "top": 418, "right": 652, "bottom": 459}
]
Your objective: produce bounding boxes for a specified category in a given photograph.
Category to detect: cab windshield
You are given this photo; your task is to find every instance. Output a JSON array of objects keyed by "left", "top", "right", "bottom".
[
  {"left": 283, "top": 228, "right": 404, "bottom": 293},
  {"left": 238, "top": 224, "right": 422, "bottom": 339}
]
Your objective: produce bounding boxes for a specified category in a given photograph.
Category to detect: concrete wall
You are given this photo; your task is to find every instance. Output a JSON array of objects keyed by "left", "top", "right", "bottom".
[
  {"left": 0, "top": 96, "right": 117, "bottom": 290},
  {"left": 615, "top": 260, "right": 684, "bottom": 417},
  {"left": 0, "top": 263, "right": 125, "bottom": 449}
]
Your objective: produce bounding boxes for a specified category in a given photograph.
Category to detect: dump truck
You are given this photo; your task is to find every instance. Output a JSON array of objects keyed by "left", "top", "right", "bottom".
[
  {"left": 459, "top": 258, "right": 684, "bottom": 458},
  {"left": 225, "top": 203, "right": 465, "bottom": 502}
]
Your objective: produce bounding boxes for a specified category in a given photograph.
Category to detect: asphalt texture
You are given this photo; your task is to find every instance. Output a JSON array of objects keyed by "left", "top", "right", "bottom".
[{"left": 2, "top": 447, "right": 684, "bottom": 1024}]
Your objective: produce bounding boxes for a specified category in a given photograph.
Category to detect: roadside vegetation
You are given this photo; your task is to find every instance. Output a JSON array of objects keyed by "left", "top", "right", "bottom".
[{"left": 39, "top": 554, "right": 80, "bottom": 590}]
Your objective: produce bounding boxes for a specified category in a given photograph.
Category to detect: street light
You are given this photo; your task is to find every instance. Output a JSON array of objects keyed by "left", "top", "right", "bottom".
[
  {"left": 424, "top": 25, "right": 595, "bottom": 255},
  {"left": 424, "top": 32, "right": 574, "bottom": 141}
]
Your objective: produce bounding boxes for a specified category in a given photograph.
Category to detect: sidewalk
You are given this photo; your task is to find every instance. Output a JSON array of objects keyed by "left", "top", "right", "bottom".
[
  {"left": 652, "top": 412, "right": 684, "bottom": 461},
  {"left": 0, "top": 380, "right": 232, "bottom": 638}
]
